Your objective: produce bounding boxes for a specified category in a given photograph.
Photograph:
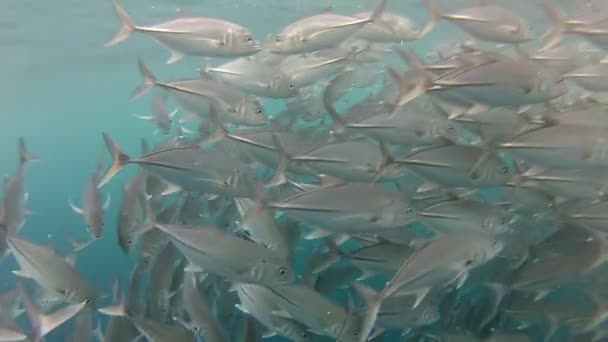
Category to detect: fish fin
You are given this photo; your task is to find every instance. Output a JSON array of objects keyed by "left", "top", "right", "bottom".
[
  {"left": 455, "top": 271, "right": 469, "bottom": 289},
  {"left": 98, "top": 304, "right": 128, "bottom": 317},
  {"left": 417, "top": 180, "right": 440, "bottom": 193},
  {"left": 268, "top": 133, "right": 290, "bottom": 187},
  {"left": 203, "top": 104, "right": 229, "bottom": 143},
  {"left": 132, "top": 59, "right": 157, "bottom": 99},
  {"left": 68, "top": 200, "right": 85, "bottom": 216},
  {"left": 262, "top": 330, "right": 278, "bottom": 338},
  {"left": 106, "top": 1, "right": 136, "bottom": 46},
  {"left": 104, "top": 194, "right": 111, "bottom": 210},
  {"left": 11, "top": 270, "right": 33, "bottom": 279},
  {"left": 420, "top": 0, "right": 441, "bottom": 37},
  {"left": 323, "top": 76, "right": 348, "bottom": 136},
  {"left": 443, "top": 14, "right": 491, "bottom": 23},
  {"left": 18, "top": 138, "right": 39, "bottom": 166},
  {"left": 98, "top": 133, "right": 130, "bottom": 188},
  {"left": 305, "top": 228, "right": 333, "bottom": 240},
  {"left": 133, "top": 114, "right": 154, "bottom": 121},
  {"left": 392, "top": 49, "right": 428, "bottom": 107},
  {"left": 183, "top": 261, "right": 203, "bottom": 273},
  {"left": 534, "top": 289, "right": 550, "bottom": 301},
  {"left": 161, "top": 181, "right": 182, "bottom": 196},
  {"left": 19, "top": 281, "right": 87, "bottom": 339},
  {"left": 412, "top": 287, "right": 430, "bottom": 308},
  {"left": 538, "top": 0, "right": 568, "bottom": 52},
  {"left": 271, "top": 310, "right": 293, "bottom": 319},
  {"left": 372, "top": 141, "right": 396, "bottom": 182},
  {"left": 354, "top": 283, "right": 384, "bottom": 342},
  {"left": 369, "top": 0, "right": 388, "bottom": 23},
  {"left": 166, "top": 49, "right": 185, "bottom": 64},
  {"left": 235, "top": 304, "right": 250, "bottom": 315}
]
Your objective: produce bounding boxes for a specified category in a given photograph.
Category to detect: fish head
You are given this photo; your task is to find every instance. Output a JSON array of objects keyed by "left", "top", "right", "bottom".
[
  {"left": 483, "top": 212, "right": 514, "bottom": 235},
  {"left": 266, "top": 32, "right": 301, "bottom": 54},
  {"left": 415, "top": 304, "right": 440, "bottom": 326},
  {"left": 117, "top": 221, "right": 137, "bottom": 254},
  {"left": 478, "top": 238, "right": 504, "bottom": 264},
  {"left": 240, "top": 99, "right": 268, "bottom": 126},
  {"left": 392, "top": 17, "right": 420, "bottom": 40},
  {"left": 270, "top": 72, "right": 300, "bottom": 98},
  {"left": 230, "top": 28, "right": 262, "bottom": 55},
  {"left": 380, "top": 199, "right": 415, "bottom": 227},
  {"left": 250, "top": 259, "right": 295, "bottom": 286},
  {"left": 473, "top": 158, "right": 513, "bottom": 185},
  {"left": 534, "top": 69, "right": 568, "bottom": 99}
]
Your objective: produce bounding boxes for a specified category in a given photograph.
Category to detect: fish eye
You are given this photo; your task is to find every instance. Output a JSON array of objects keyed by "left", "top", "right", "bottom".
[
  {"left": 193, "top": 326, "right": 201, "bottom": 332},
  {"left": 275, "top": 36, "right": 282, "bottom": 42},
  {"left": 244, "top": 34, "right": 253, "bottom": 43},
  {"left": 289, "top": 84, "right": 295, "bottom": 89},
  {"left": 405, "top": 207, "right": 414, "bottom": 214},
  {"left": 464, "top": 259, "right": 473, "bottom": 266},
  {"left": 256, "top": 108, "right": 263, "bottom": 115},
  {"left": 301, "top": 332, "right": 308, "bottom": 338},
  {"left": 279, "top": 267, "right": 287, "bottom": 275},
  {"left": 369, "top": 215, "right": 379, "bottom": 223},
  {"left": 84, "top": 298, "right": 92, "bottom": 304},
  {"left": 127, "top": 239, "right": 133, "bottom": 245},
  {"left": 501, "top": 166, "right": 509, "bottom": 175},
  {"left": 161, "top": 307, "right": 167, "bottom": 313},
  {"left": 353, "top": 331, "right": 360, "bottom": 336}
]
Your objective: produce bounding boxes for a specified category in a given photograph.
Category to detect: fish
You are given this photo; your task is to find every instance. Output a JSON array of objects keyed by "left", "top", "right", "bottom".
[
  {"left": 563, "top": 62, "right": 608, "bottom": 92},
  {"left": 353, "top": 11, "right": 420, "bottom": 42},
  {"left": 2, "top": 138, "right": 38, "bottom": 235},
  {"left": 267, "top": 0, "right": 388, "bottom": 54},
  {"left": 269, "top": 182, "right": 414, "bottom": 236},
  {"left": 106, "top": 1, "right": 261, "bottom": 63},
  {"left": 18, "top": 281, "right": 88, "bottom": 342},
  {"left": 99, "top": 133, "right": 261, "bottom": 198},
  {"left": 133, "top": 60, "right": 267, "bottom": 127},
  {"left": 69, "top": 159, "right": 110, "bottom": 239},
  {"left": 134, "top": 94, "right": 177, "bottom": 134},
  {"left": 356, "top": 231, "right": 503, "bottom": 342},
  {"left": 423, "top": 1, "right": 536, "bottom": 43},
  {"left": 278, "top": 49, "right": 357, "bottom": 89},
  {"left": 151, "top": 219, "right": 295, "bottom": 286},
  {"left": 207, "top": 57, "right": 299, "bottom": 98},
  {"left": 8, "top": 236, "right": 97, "bottom": 305},
  {"left": 234, "top": 283, "right": 313, "bottom": 342},
  {"left": 178, "top": 272, "right": 229, "bottom": 342}
]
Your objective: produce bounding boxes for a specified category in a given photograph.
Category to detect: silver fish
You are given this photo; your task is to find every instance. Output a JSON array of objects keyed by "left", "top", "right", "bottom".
[
  {"left": 235, "top": 283, "right": 313, "bottom": 342},
  {"left": 180, "top": 273, "right": 228, "bottom": 342},
  {"left": 107, "top": 1, "right": 260, "bottom": 63},
  {"left": 134, "top": 94, "right": 176, "bottom": 134},
  {"left": 134, "top": 60, "right": 266, "bottom": 127},
  {"left": 423, "top": 1, "right": 535, "bottom": 43},
  {"left": 330, "top": 240, "right": 416, "bottom": 279},
  {"left": 356, "top": 231, "right": 503, "bottom": 342},
  {"left": 563, "top": 62, "right": 608, "bottom": 92},
  {"left": 18, "top": 281, "right": 88, "bottom": 342},
  {"left": 354, "top": 11, "right": 420, "bottom": 42},
  {"left": 267, "top": 0, "right": 388, "bottom": 54},
  {"left": 269, "top": 182, "right": 414, "bottom": 235},
  {"left": 69, "top": 160, "right": 110, "bottom": 239},
  {"left": 260, "top": 282, "right": 360, "bottom": 340},
  {"left": 152, "top": 221, "right": 295, "bottom": 286},
  {"left": 279, "top": 50, "right": 356, "bottom": 89},
  {"left": 396, "top": 144, "right": 512, "bottom": 189},
  {"left": 207, "top": 57, "right": 299, "bottom": 98},
  {"left": 9, "top": 236, "right": 97, "bottom": 304},
  {"left": 99, "top": 133, "right": 261, "bottom": 198},
  {"left": 418, "top": 198, "right": 515, "bottom": 235},
  {"left": 2, "top": 138, "right": 38, "bottom": 235}
]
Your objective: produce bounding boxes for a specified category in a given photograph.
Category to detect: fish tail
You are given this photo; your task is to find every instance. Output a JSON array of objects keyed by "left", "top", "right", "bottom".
[
  {"left": 392, "top": 48, "right": 429, "bottom": 107},
  {"left": 420, "top": 0, "right": 440, "bottom": 38},
  {"left": 369, "top": 0, "right": 388, "bottom": 23},
  {"left": 268, "top": 133, "right": 290, "bottom": 187},
  {"left": 538, "top": 0, "right": 568, "bottom": 52},
  {"left": 98, "top": 133, "right": 130, "bottom": 188},
  {"left": 132, "top": 58, "right": 158, "bottom": 99},
  {"left": 353, "top": 283, "right": 385, "bottom": 342},
  {"left": 105, "top": 1, "right": 136, "bottom": 47},
  {"left": 18, "top": 137, "right": 40, "bottom": 166},
  {"left": 322, "top": 76, "right": 348, "bottom": 135}
]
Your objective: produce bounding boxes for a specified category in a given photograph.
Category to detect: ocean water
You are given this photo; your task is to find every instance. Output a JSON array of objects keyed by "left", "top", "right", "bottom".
[{"left": 3, "top": 0, "right": 608, "bottom": 341}]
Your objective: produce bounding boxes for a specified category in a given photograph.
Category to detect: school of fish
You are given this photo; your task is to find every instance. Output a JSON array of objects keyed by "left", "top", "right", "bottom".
[{"left": 5, "top": 0, "right": 608, "bottom": 341}]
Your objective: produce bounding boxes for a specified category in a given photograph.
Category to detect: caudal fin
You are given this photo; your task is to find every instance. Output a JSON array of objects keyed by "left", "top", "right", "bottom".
[
  {"left": 538, "top": 0, "right": 568, "bottom": 52},
  {"left": 369, "top": 0, "right": 388, "bottom": 23},
  {"left": 353, "top": 283, "right": 385, "bottom": 342},
  {"left": 18, "top": 138, "right": 39, "bottom": 167},
  {"left": 105, "top": 1, "right": 136, "bottom": 47},
  {"left": 420, "top": 0, "right": 441, "bottom": 38},
  {"left": 131, "top": 59, "right": 158, "bottom": 99},
  {"left": 391, "top": 48, "right": 429, "bottom": 107},
  {"left": 98, "top": 133, "right": 130, "bottom": 189}
]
